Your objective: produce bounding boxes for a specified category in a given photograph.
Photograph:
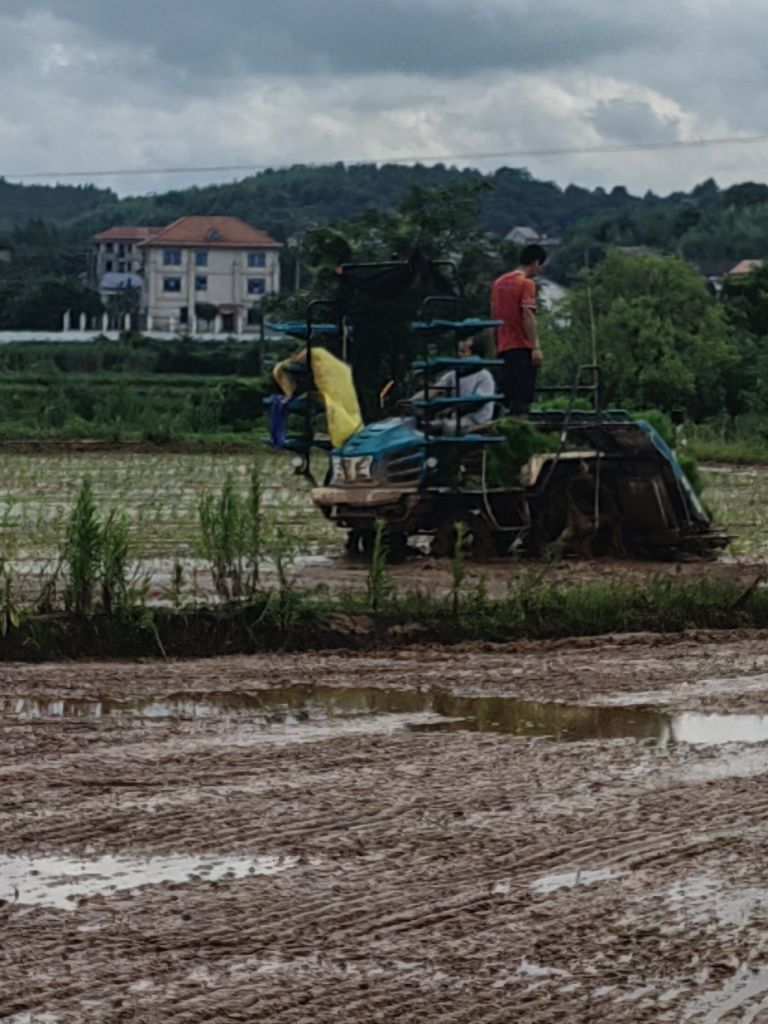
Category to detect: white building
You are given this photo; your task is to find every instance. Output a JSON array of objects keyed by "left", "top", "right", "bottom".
[
  {"left": 504, "top": 225, "right": 563, "bottom": 250},
  {"left": 92, "top": 216, "right": 283, "bottom": 333}
]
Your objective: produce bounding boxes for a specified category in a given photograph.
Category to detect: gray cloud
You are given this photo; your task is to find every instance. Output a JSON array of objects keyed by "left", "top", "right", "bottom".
[
  {"left": 20, "top": 0, "right": 676, "bottom": 79},
  {"left": 1, "top": 0, "right": 768, "bottom": 197},
  {"left": 590, "top": 99, "right": 681, "bottom": 145}
]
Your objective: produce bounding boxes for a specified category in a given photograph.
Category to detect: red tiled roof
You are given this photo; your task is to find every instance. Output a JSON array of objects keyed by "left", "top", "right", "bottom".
[
  {"left": 93, "top": 226, "right": 161, "bottom": 242},
  {"left": 141, "top": 216, "right": 282, "bottom": 249}
]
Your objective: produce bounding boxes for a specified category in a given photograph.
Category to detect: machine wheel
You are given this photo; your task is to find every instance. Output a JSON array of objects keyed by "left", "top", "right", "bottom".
[
  {"left": 347, "top": 527, "right": 408, "bottom": 563},
  {"left": 345, "top": 529, "right": 372, "bottom": 559}
]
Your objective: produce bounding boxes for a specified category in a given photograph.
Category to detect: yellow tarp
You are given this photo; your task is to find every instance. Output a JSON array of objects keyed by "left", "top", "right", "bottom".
[{"left": 273, "top": 347, "right": 363, "bottom": 448}]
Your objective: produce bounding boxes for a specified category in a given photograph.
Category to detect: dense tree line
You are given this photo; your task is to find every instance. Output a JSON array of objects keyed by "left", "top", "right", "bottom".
[
  {"left": 0, "top": 179, "right": 113, "bottom": 232},
  {"left": 1, "top": 163, "right": 642, "bottom": 246},
  {"left": 550, "top": 179, "right": 768, "bottom": 280}
]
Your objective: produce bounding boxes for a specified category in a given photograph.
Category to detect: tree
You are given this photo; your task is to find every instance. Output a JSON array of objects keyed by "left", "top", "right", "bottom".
[
  {"left": 194, "top": 302, "right": 219, "bottom": 327},
  {"left": 107, "top": 284, "right": 141, "bottom": 327},
  {"left": 542, "top": 250, "right": 741, "bottom": 418},
  {"left": 0, "top": 275, "right": 103, "bottom": 331}
]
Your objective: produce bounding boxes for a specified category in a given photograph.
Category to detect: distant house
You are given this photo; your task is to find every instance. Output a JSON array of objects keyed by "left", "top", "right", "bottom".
[
  {"left": 92, "top": 216, "right": 283, "bottom": 332},
  {"left": 93, "top": 226, "right": 158, "bottom": 287},
  {"left": 504, "top": 225, "right": 562, "bottom": 250},
  {"left": 506, "top": 226, "right": 541, "bottom": 246},
  {"left": 727, "top": 259, "right": 763, "bottom": 277},
  {"left": 695, "top": 260, "right": 737, "bottom": 296}
]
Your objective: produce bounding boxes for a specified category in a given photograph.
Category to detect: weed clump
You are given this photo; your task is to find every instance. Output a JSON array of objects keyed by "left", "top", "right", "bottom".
[
  {"left": 198, "top": 460, "right": 264, "bottom": 602},
  {"left": 63, "top": 477, "right": 137, "bottom": 614}
]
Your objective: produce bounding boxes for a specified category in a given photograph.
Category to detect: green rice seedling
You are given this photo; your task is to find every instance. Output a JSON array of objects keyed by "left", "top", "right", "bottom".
[
  {"left": 0, "top": 561, "right": 19, "bottom": 636},
  {"left": 367, "top": 519, "right": 392, "bottom": 614},
  {"left": 198, "top": 472, "right": 262, "bottom": 602},
  {"left": 451, "top": 521, "right": 469, "bottom": 618},
  {"left": 100, "top": 509, "right": 131, "bottom": 614},
  {"left": 64, "top": 478, "right": 101, "bottom": 614},
  {"left": 167, "top": 558, "right": 186, "bottom": 610},
  {"left": 247, "top": 459, "right": 264, "bottom": 592}
]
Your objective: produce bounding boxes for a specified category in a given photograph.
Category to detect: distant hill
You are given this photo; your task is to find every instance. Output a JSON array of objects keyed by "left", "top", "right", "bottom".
[
  {"left": 5, "top": 164, "right": 768, "bottom": 280},
  {"left": 54, "top": 163, "right": 644, "bottom": 242},
  {"left": 0, "top": 179, "right": 116, "bottom": 233}
]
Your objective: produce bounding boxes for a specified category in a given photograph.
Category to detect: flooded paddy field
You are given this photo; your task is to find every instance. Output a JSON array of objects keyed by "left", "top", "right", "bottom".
[{"left": 7, "top": 633, "right": 768, "bottom": 1021}]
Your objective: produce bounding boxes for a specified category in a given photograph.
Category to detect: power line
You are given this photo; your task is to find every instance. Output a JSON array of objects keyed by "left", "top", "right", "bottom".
[{"left": 5, "top": 132, "right": 768, "bottom": 182}]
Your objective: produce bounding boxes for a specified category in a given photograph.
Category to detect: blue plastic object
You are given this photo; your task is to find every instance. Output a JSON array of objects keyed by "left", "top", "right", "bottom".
[
  {"left": 410, "top": 318, "right": 503, "bottom": 333},
  {"left": 337, "top": 419, "right": 425, "bottom": 459},
  {"left": 268, "top": 321, "right": 340, "bottom": 339},
  {"left": 411, "top": 357, "right": 504, "bottom": 371},
  {"left": 426, "top": 435, "right": 505, "bottom": 446},
  {"left": 411, "top": 395, "right": 505, "bottom": 410},
  {"left": 267, "top": 395, "right": 291, "bottom": 448}
]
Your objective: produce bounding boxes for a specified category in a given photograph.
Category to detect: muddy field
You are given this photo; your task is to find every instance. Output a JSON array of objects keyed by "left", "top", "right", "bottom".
[{"left": 5, "top": 634, "right": 768, "bottom": 1021}]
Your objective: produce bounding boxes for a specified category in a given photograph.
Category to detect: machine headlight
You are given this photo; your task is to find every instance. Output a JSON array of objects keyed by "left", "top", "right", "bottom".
[
  {"left": 355, "top": 456, "right": 373, "bottom": 481},
  {"left": 331, "top": 455, "right": 375, "bottom": 484}
]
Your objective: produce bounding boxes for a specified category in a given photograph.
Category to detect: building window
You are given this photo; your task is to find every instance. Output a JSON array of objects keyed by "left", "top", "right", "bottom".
[
  {"left": 126, "top": 243, "right": 133, "bottom": 253},
  {"left": 163, "top": 277, "right": 182, "bottom": 293},
  {"left": 105, "top": 260, "right": 114, "bottom": 272},
  {"left": 105, "top": 243, "right": 114, "bottom": 254},
  {"left": 163, "top": 249, "right": 182, "bottom": 266},
  {"left": 248, "top": 251, "right": 266, "bottom": 268},
  {"left": 180, "top": 306, "right": 189, "bottom": 325},
  {"left": 118, "top": 244, "right": 126, "bottom": 257},
  {"left": 195, "top": 251, "right": 208, "bottom": 267},
  {"left": 195, "top": 275, "right": 208, "bottom": 291},
  {"left": 247, "top": 278, "right": 266, "bottom": 295},
  {"left": 118, "top": 261, "right": 127, "bottom": 273},
  {"left": 247, "top": 306, "right": 262, "bottom": 326}
]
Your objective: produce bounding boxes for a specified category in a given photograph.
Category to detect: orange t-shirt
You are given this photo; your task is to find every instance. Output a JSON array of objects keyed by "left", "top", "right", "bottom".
[{"left": 491, "top": 270, "right": 537, "bottom": 352}]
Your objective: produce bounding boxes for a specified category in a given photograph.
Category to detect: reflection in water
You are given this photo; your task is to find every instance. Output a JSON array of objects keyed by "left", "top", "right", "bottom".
[
  {"left": 0, "top": 853, "right": 299, "bottom": 911},
  {"left": 4, "top": 688, "right": 768, "bottom": 748},
  {"left": 0, "top": 689, "right": 663, "bottom": 742},
  {"left": 670, "top": 713, "right": 768, "bottom": 746}
]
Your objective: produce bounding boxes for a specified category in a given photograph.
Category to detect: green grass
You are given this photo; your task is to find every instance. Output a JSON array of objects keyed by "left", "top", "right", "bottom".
[
  {"left": 683, "top": 419, "right": 768, "bottom": 465},
  {"left": 2, "top": 573, "right": 767, "bottom": 661},
  {"left": 688, "top": 437, "right": 768, "bottom": 464},
  {"left": 702, "top": 466, "right": 768, "bottom": 558}
]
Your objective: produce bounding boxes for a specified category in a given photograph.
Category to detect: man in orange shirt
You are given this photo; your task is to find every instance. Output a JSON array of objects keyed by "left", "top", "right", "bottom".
[{"left": 491, "top": 244, "right": 547, "bottom": 415}]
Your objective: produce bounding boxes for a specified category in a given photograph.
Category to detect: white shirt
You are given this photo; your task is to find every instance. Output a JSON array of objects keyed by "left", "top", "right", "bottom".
[{"left": 436, "top": 368, "right": 496, "bottom": 426}]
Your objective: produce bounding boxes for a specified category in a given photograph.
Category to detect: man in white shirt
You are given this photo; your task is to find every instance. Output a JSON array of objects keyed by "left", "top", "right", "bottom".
[{"left": 418, "top": 336, "right": 497, "bottom": 434}]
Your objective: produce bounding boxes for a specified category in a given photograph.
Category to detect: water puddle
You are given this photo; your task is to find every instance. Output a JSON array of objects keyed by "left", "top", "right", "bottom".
[
  {"left": 531, "top": 868, "right": 618, "bottom": 894},
  {"left": 5, "top": 687, "right": 768, "bottom": 748},
  {"left": 0, "top": 853, "right": 299, "bottom": 910}
]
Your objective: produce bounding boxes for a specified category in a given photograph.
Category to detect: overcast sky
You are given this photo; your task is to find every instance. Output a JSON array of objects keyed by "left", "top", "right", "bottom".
[{"left": 3, "top": 0, "right": 767, "bottom": 198}]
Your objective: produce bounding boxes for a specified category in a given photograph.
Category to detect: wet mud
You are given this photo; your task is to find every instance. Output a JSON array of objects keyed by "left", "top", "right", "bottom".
[{"left": 6, "top": 633, "right": 768, "bottom": 1021}]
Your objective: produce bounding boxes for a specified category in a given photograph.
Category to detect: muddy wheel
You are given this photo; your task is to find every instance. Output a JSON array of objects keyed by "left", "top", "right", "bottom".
[
  {"left": 346, "top": 529, "right": 372, "bottom": 559},
  {"left": 353, "top": 528, "right": 408, "bottom": 563},
  {"left": 387, "top": 531, "right": 408, "bottom": 564}
]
